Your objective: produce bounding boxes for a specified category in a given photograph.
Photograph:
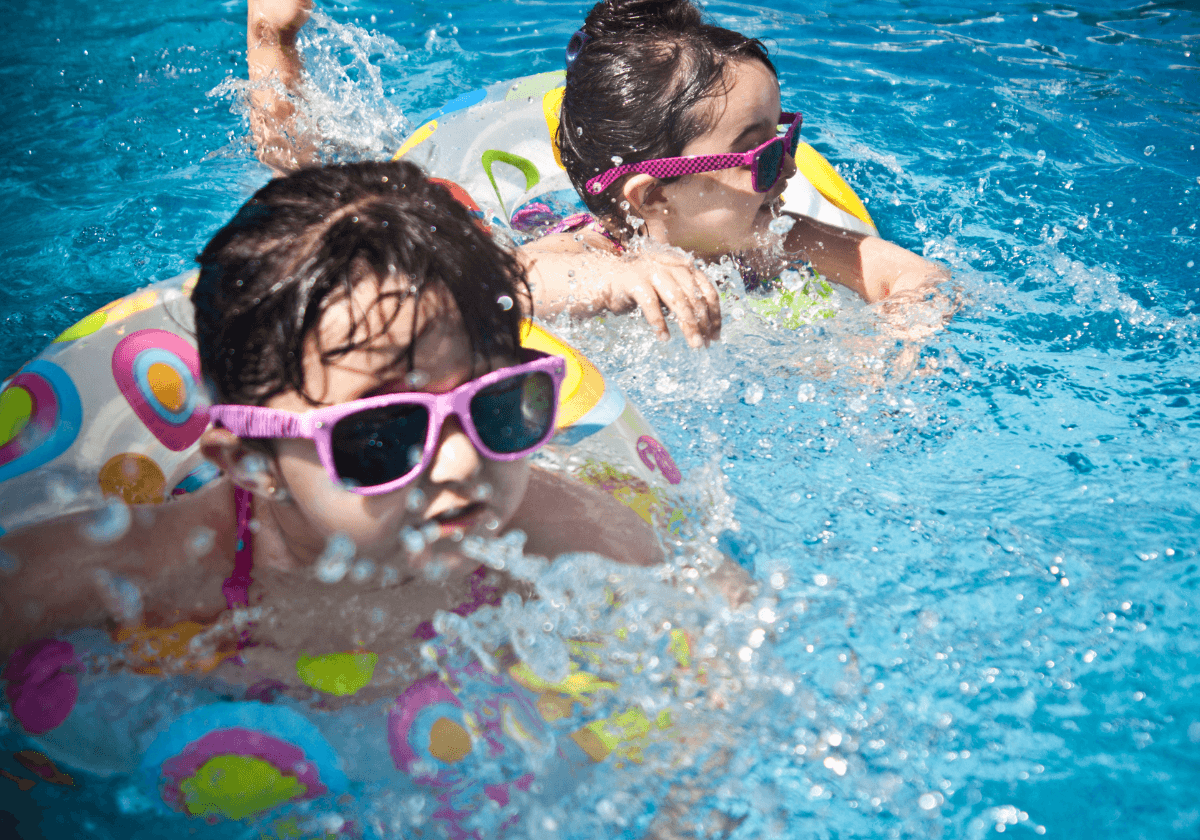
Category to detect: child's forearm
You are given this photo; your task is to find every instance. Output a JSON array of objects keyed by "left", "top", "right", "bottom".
[
  {"left": 783, "top": 213, "right": 947, "bottom": 302},
  {"left": 519, "top": 238, "right": 619, "bottom": 319},
  {"left": 247, "top": 0, "right": 316, "bottom": 173}
]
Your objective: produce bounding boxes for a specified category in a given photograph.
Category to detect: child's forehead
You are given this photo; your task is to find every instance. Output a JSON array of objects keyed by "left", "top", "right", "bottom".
[
  {"left": 688, "top": 60, "right": 781, "bottom": 146},
  {"left": 308, "top": 279, "right": 468, "bottom": 384}
]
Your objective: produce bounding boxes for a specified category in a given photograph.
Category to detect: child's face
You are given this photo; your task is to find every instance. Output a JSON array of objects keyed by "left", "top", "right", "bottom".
[
  {"left": 263, "top": 279, "right": 530, "bottom": 577},
  {"left": 645, "top": 60, "right": 796, "bottom": 259}
]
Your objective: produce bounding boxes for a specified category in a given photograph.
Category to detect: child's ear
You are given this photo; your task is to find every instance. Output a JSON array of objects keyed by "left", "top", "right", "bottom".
[
  {"left": 620, "top": 174, "right": 667, "bottom": 218},
  {"left": 200, "top": 427, "right": 281, "bottom": 497}
]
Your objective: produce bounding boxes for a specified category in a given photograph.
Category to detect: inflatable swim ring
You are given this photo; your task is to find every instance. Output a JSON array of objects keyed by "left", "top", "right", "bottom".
[
  {"left": 0, "top": 274, "right": 692, "bottom": 831},
  {"left": 394, "top": 70, "right": 878, "bottom": 240},
  {"left": 0, "top": 272, "right": 684, "bottom": 537},
  {"left": 0, "top": 75, "right": 734, "bottom": 833},
  {"left": 394, "top": 71, "right": 878, "bottom": 328}
]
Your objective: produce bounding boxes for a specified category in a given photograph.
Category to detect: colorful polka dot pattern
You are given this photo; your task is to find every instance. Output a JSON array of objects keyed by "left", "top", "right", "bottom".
[
  {"left": 0, "top": 361, "right": 82, "bottom": 483},
  {"left": 143, "top": 702, "right": 346, "bottom": 821},
  {"left": 111, "top": 329, "right": 208, "bottom": 452}
]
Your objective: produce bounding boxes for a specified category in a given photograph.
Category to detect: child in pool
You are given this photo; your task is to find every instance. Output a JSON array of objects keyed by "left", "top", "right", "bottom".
[
  {"left": 0, "top": 160, "right": 662, "bottom": 675},
  {"left": 521, "top": 0, "right": 949, "bottom": 347},
  {"left": 245, "top": 0, "right": 947, "bottom": 350}
]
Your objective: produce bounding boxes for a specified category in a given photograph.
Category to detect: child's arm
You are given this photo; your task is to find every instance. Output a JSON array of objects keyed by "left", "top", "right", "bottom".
[
  {"left": 512, "top": 467, "right": 664, "bottom": 568},
  {"left": 520, "top": 233, "right": 722, "bottom": 348},
  {"left": 782, "top": 213, "right": 949, "bottom": 302},
  {"left": 0, "top": 484, "right": 235, "bottom": 656},
  {"left": 247, "top": 0, "right": 318, "bottom": 173}
]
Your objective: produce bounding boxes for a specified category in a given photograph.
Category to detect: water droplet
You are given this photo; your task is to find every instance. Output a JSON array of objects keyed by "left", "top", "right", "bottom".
[
  {"left": 919, "top": 793, "right": 938, "bottom": 810},
  {"left": 743, "top": 383, "right": 764, "bottom": 405},
  {"left": 610, "top": 155, "right": 623, "bottom": 166},
  {"left": 315, "top": 533, "right": 356, "bottom": 583},
  {"left": 93, "top": 569, "right": 143, "bottom": 624},
  {"left": 405, "top": 370, "right": 430, "bottom": 389},
  {"left": 405, "top": 487, "right": 427, "bottom": 512},
  {"left": 350, "top": 559, "right": 376, "bottom": 583},
  {"left": 768, "top": 215, "right": 796, "bottom": 236},
  {"left": 186, "top": 526, "right": 216, "bottom": 559},
  {"left": 1143, "top": 145, "right": 1154, "bottom": 156},
  {"left": 796, "top": 383, "right": 816, "bottom": 403},
  {"left": 83, "top": 500, "right": 132, "bottom": 544},
  {"left": 400, "top": 527, "right": 426, "bottom": 554},
  {"left": 497, "top": 295, "right": 514, "bottom": 311}
]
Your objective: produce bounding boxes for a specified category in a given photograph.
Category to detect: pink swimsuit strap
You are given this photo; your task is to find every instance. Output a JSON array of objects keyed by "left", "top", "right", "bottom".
[
  {"left": 544, "top": 212, "right": 625, "bottom": 255},
  {"left": 222, "top": 485, "right": 254, "bottom": 609}
]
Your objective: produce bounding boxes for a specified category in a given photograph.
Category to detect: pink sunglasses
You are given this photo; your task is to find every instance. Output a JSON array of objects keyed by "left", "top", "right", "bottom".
[
  {"left": 208, "top": 350, "right": 566, "bottom": 496},
  {"left": 585, "top": 112, "right": 802, "bottom": 196}
]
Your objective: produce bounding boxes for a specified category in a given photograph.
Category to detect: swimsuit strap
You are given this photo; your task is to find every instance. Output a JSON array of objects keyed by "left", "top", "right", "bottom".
[
  {"left": 545, "top": 212, "right": 625, "bottom": 255},
  {"left": 222, "top": 485, "right": 254, "bottom": 609}
]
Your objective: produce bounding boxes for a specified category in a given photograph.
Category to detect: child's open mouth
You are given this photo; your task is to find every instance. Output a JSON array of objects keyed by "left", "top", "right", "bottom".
[{"left": 429, "top": 501, "right": 488, "bottom": 536}]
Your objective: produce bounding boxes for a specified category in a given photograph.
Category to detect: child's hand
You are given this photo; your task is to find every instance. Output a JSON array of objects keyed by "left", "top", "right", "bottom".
[{"left": 599, "top": 252, "right": 721, "bottom": 347}]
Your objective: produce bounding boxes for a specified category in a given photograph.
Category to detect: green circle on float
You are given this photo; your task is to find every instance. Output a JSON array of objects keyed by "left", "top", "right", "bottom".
[
  {"left": 180, "top": 754, "right": 306, "bottom": 821},
  {"left": 53, "top": 310, "right": 108, "bottom": 343},
  {"left": 0, "top": 386, "right": 34, "bottom": 447},
  {"left": 296, "top": 651, "right": 379, "bottom": 696}
]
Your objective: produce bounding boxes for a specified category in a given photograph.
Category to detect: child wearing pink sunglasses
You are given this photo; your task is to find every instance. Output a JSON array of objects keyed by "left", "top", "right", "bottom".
[
  {"left": 242, "top": 0, "right": 945, "bottom": 351},
  {"left": 0, "top": 161, "right": 663, "bottom": 661},
  {"left": 521, "top": 0, "right": 949, "bottom": 347}
]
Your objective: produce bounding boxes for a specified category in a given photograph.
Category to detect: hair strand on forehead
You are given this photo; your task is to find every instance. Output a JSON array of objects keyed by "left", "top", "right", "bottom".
[{"left": 192, "top": 160, "right": 529, "bottom": 407}]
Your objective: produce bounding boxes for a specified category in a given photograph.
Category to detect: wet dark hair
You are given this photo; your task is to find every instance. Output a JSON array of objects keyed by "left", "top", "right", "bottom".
[
  {"left": 193, "top": 160, "right": 528, "bottom": 407},
  {"left": 558, "top": 0, "right": 775, "bottom": 230}
]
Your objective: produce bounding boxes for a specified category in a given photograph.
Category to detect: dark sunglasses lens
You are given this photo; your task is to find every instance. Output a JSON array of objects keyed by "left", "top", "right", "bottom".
[
  {"left": 470, "top": 372, "right": 556, "bottom": 454},
  {"left": 756, "top": 141, "right": 784, "bottom": 192},
  {"left": 331, "top": 404, "right": 429, "bottom": 488},
  {"left": 786, "top": 122, "right": 800, "bottom": 156}
]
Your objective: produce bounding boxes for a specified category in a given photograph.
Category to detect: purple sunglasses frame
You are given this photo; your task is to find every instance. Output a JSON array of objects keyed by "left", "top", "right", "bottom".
[
  {"left": 208, "top": 349, "right": 566, "bottom": 496},
  {"left": 585, "top": 112, "right": 802, "bottom": 196}
]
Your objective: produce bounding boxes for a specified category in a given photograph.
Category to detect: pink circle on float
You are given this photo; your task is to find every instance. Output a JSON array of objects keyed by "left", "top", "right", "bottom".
[{"left": 112, "top": 329, "right": 209, "bottom": 452}]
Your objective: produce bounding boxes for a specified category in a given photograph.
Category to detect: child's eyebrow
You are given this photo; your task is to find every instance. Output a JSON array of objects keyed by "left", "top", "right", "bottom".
[{"left": 731, "top": 115, "right": 779, "bottom": 147}]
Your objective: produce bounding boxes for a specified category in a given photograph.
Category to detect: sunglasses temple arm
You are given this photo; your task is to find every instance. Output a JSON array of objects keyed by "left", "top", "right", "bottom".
[{"left": 209, "top": 405, "right": 308, "bottom": 439}]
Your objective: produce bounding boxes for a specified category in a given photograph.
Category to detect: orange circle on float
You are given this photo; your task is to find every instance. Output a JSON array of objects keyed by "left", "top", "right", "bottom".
[
  {"left": 428, "top": 717, "right": 472, "bottom": 763},
  {"left": 98, "top": 453, "right": 166, "bottom": 505},
  {"left": 146, "top": 362, "right": 187, "bottom": 413}
]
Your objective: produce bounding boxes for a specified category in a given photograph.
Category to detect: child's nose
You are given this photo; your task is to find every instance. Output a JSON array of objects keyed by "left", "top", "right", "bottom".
[{"left": 426, "top": 414, "right": 483, "bottom": 484}]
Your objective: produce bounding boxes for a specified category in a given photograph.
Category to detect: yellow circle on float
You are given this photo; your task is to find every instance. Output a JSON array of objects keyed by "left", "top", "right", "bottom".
[
  {"left": 98, "top": 453, "right": 166, "bottom": 505},
  {"left": 0, "top": 386, "right": 34, "bottom": 447},
  {"left": 146, "top": 362, "right": 187, "bottom": 413},
  {"left": 53, "top": 310, "right": 108, "bottom": 343}
]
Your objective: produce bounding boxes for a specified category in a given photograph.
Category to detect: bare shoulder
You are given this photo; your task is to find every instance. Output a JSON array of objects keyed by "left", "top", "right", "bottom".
[
  {"left": 0, "top": 480, "right": 237, "bottom": 654},
  {"left": 511, "top": 467, "right": 664, "bottom": 567}
]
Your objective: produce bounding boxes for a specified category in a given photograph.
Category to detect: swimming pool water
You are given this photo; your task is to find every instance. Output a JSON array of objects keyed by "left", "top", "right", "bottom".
[{"left": 2, "top": 1, "right": 1198, "bottom": 838}]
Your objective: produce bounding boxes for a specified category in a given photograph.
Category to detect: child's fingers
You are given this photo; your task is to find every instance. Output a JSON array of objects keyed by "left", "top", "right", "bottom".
[
  {"left": 654, "top": 270, "right": 706, "bottom": 348},
  {"left": 691, "top": 267, "right": 722, "bottom": 341},
  {"left": 678, "top": 266, "right": 720, "bottom": 344},
  {"left": 626, "top": 282, "right": 673, "bottom": 341}
]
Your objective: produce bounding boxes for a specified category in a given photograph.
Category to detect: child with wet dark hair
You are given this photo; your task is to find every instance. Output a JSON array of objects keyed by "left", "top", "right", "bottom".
[
  {"left": 522, "top": 0, "right": 948, "bottom": 346},
  {"left": 0, "top": 160, "right": 661, "bottom": 662}
]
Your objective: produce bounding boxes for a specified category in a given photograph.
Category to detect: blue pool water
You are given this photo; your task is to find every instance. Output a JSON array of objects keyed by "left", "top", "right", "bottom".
[{"left": 2, "top": 1, "right": 1198, "bottom": 838}]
